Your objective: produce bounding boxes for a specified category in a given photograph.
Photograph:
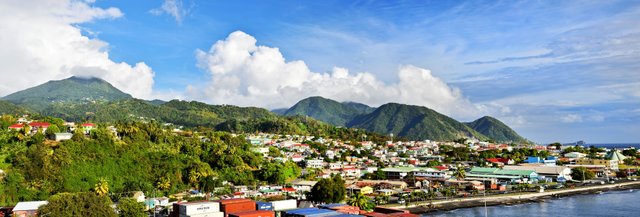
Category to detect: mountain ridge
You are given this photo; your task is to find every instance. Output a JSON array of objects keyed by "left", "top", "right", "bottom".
[{"left": 0, "top": 77, "right": 527, "bottom": 142}]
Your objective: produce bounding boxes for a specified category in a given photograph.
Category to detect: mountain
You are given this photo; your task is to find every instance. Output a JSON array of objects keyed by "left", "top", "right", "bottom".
[
  {"left": 283, "top": 96, "right": 373, "bottom": 126},
  {"left": 465, "top": 116, "right": 526, "bottom": 142},
  {"left": 3, "top": 76, "right": 132, "bottom": 111},
  {"left": 0, "top": 100, "right": 30, "bottom": 115},
  {"left": 347, "top": 103, "right": 488, "bottom": 141}
]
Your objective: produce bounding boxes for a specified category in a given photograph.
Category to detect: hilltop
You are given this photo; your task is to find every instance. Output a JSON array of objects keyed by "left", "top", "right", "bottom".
[{"left": 2, "top": 76, "right": 131, "bottom": 111}]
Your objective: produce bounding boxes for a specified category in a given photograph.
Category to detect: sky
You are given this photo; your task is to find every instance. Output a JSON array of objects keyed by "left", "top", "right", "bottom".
[{"left": 0, "top": 0, "right": 639, "bottom": 144}]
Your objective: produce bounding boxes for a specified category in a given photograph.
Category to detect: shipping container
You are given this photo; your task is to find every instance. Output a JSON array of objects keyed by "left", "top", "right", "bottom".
[
  {"left": 228, "top": 210, "right": 275, "bottom": 217},
  {"left": 221, "top": 201, "right": 256, "bottom": 215},
  {"left": 256, "top": 202, "right": 273, "bottom": 210},
  {"left": 283, "top": 208, "right": 339, "bottom": 217},
  {"left": 331, "top": 206, "right": 360, "bottom": 215},
  {"left": 182, "top": 211, "right": 225, "bottom": 217},
  {"left": 361, "top": 212, "right": 387, "bottom": 217},
  {"left": 317, "top": 204, "right": 347, "bottom": 210},
  {"left": 372, "top": 207, "right": 408, "bottom": 214},
  {"left": 271, "top": 200, "right": 297, "bottom": 211},
  {"left": 178, "top": 201, "right": 221, "bottom": 215},
  {"left": 218, "top": 199, "right": 252, "bottom": 205}
]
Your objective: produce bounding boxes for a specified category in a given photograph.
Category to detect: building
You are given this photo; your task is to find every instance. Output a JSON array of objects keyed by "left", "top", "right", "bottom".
[
  {"left": 503, "top": 165, "right": 572, "bottom": 182},
  {"left": 467, "top": 167, "right": 538, "bottom": 183},
  {"left": 28, "top": 122, "right": 50, "bottom": 134},
  {"left": 12, "top": 201, "right": 48, "bottom": 217},
  {"left": 564, "top": 152, "right": 587, "bottom": 159},
  {"left": 54, "top": 132, "right": 73, "bottom": 141},
  {"left": 305, "top": 159, "right": 325, "bottom": 169},
  {"left": 82, "top": 123, "right": 95, "bottom": 134},
  {"left": 576, "top": 159, "right": 618, "bottom": 170},
  {"left": 290, "top": 180, "right": 317, "bottom": 193}
]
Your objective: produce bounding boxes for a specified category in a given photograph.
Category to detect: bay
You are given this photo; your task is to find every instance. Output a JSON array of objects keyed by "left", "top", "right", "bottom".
[{"left": 422, "top": 189, "right": 640, "bottom": 217}]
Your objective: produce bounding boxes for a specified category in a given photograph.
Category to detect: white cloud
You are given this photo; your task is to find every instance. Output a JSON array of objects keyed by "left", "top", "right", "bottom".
[
  {"left": 193, "top": 31, "right": 478, "bottom": 118},
  {"left": 150, "top": 0, "right": 188, "bottom": 24},
  {"left": 0, "top": 0, "right": 156, "bottom": 99},
  {"left": 561, "top": 114, "right": 583, "bottom": 123}
]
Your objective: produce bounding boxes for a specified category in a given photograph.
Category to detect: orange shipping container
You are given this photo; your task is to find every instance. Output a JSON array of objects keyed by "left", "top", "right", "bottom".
[
  {"left": 221, "top": 201, "right": 256, "bottom": 216},
  {"left": 228, "top": 210, "right": 275, "bottom": 217}
]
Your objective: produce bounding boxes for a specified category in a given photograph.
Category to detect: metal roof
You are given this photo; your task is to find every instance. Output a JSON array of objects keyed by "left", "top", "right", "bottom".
[{"left": 12, "top": 201, "right": 48, "bottom": 211}]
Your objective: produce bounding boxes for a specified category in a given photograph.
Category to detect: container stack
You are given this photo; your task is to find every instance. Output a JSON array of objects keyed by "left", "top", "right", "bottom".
[
  {"left": 218, "top": 199, "right": 257, "bottom": 217},
  {"left": 228, "top": 210, "right": 276, "bottom": 217},
  {"left": 173, "top": 201, "right": 224, "bottom": 217},
  {"left": 282, "top": 208, "right": 339, "bottom": 217},
  {"left": 256, "top": 201, "right": 273, "bottom": 211}
]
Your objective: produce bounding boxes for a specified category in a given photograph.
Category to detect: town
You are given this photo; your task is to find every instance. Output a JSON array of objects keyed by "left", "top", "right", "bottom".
[{"left": 0, "top": 115, "right": 638, "bottom": 217}]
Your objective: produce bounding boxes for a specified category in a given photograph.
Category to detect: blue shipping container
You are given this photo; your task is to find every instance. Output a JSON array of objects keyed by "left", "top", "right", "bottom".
[
  {"left": 284, "top": 208, "right": 339, "bottom": 217},
  {"left": 327, "top": 214, "right": 363, "bottom": 217},
  {"left": 256, "top": 201, "right": 274, "bottom": 210}
]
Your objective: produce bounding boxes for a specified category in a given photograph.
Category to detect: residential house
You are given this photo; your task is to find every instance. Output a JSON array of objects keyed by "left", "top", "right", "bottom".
[
  {"left": 81, "top": 123, "right": 95, "bottom": 134},
  {"left": 306, "top": 159, "right": 325, "bottom": 169},
  {"left": 290, "top": 180, "right": 317, "bottom": 193},
  {"left": 8, "top": 124, "right": 23, "bottom": 130},
  {"left": 54, "top": 132, "right": 73, "bottom": 141},
  {"left": 28, "top": 122, "right": 50, "bottom": 134},
  {"left": 11, "top": 201, "right": 48, "bottom": 217}
]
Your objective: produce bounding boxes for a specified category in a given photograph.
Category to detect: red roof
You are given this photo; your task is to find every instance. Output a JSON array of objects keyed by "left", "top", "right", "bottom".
[
  {"left": 435, "top": 165, "right": 448, "bottom": 171},
  {"left": 82, "top": 123, "right": 95, "bottom": 127},
  {"left": 8, "top": 124, "right": 23, "bottom": 129},
  {"left": 29, "top": 122, "right": 50, "bottom": 127},
  {"left": 486, "top": 158, "right": 510, "bottom": 164},
  {"left": 281, "top": 187, "right": 296, "bottom": 192}
]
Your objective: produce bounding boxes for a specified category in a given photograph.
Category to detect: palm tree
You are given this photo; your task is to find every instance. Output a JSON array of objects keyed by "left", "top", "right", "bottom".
[
  {"left": 157, "top": 177, "right": 171, "bottom": 191},
  {"left": 347, "top": 193, "right": 373, "bottom": 211},
  {"left": 453, "top": 167, "right": 466, "bottom": 180},
  {"left": 94, "top": 178, "right": 109, "bottom": 197}
]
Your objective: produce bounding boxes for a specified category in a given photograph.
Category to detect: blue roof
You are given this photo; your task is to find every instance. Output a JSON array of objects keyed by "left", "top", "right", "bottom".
[{"left": 318, "top": 204, "right": 346, "bottom": 209}]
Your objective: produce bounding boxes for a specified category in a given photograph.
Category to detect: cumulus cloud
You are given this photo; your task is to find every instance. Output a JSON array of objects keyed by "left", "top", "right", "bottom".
[
  {"left": 193, "top": 31, "right": 477, "bottom": 118},
  {"left": 150, "top": 0, "right": 188, "bottom": 24},
  {"left": 0, "top": 0, "right": 156, "bottom": 99},
  {"left": 561, "top": 114, "right": 583, "bottom": 123}
]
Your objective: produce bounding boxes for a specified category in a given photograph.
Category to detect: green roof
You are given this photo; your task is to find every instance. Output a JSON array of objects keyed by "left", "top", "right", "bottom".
[
  {"left": 467, "top": 173, "right": 521, "bottom": 179},
  {"left": 470, "top": 167, "right": 499, "bottom": 173},
  {"left": 470, "top": 167, "right": 537, "bottom": 177},
  {"left": 606, "top": 150, "right": 627, "bottom": 161}
]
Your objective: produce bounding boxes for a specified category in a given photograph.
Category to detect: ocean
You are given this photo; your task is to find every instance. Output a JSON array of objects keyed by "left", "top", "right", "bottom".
[
  {"left": 587, "top": 143, "right": 640, "bottom": 149},
  {"left": 422, "top": 189, "right": 640, "bottom": 217}
]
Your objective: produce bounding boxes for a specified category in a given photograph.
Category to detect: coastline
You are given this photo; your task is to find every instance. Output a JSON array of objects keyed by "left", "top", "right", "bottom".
[{"left": 390, "top": 180, "right": 640, "bottom": 214}]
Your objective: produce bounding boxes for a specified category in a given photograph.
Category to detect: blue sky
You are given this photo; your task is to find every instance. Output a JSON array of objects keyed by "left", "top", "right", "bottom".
[{"left": 2, "top": 0, "right": 639, "bottom": 143}]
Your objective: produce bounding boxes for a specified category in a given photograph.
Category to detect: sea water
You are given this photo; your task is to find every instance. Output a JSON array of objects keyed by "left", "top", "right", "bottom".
[{"left": 423, "top": 189, "right": 640, "bottom": 217}]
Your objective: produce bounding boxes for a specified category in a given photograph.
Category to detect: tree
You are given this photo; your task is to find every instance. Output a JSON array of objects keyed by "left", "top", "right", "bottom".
[
  {"left": 94, "top": 177, "right": 110, "bottom": 197},
  {"left": 615, "top": 170, "right": 629, "bottom": 178},
  {"left": 116, "top": 197, "right": 147, "bottom": 217},
  {"left": 347, "top": 193, "right": 374, "bottom": 211},
  {"left": 374, "top": 194, "right": 389, "bottom": 205},
  {"left": 38, "top": 192, "right": 116, "bottom": 217},
  {"left": 309, "top": 175, "right": 346, "bottom": 203},
  {"left": 453, "top": 167, "right": 466, "bottom": 180},
  {"left": 571, "top": 167, "right": 595, "bottom": 181},
  {"left": 45, "top": 124, "right": 60, "bottom": 139}
]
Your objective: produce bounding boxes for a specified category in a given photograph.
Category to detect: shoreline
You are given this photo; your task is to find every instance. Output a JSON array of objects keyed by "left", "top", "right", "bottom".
[{"left": 390, "top": 180, "right": 640, "bottom": 214}]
